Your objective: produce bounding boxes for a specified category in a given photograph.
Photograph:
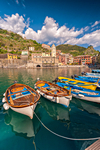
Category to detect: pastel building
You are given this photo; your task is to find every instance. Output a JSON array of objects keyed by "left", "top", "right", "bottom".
[
  {"left": 0, "top": 53, "right": 17, "bottom": 59},
  {"left": 73, "top": 55, "right": 92, "bottom": 65},
  {"left": 42, "top": 44, "right": 50, "bottom": 49},
  {"left": 56, "top": 51, "right": 73, "bottom": 65}
]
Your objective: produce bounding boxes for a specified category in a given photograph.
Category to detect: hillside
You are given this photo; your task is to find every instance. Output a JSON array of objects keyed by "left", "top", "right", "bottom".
[
  {"left": 0, "top": 29, "right": 49, "bottom": 55},
  {"left": 56, "top": 44, "right": 99, "bottom": 56},
  {"left": 0, "top": 29, "right": 99, "bottom": 57}
]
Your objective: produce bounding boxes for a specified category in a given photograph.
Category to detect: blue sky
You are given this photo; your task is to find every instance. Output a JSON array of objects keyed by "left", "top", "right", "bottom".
[{"left": 0, "top": 0, "right": 100, "bottom": 50}]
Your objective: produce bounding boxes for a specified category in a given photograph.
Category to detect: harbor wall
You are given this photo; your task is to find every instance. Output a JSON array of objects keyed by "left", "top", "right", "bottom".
[{"left": 0, "top": 59, "right": 87, "bottom": 69}]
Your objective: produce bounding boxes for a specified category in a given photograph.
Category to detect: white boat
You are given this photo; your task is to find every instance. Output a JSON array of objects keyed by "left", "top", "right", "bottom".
[
  {"left": 82, "top": 72, "right": 100, "bottom": 78},
  {"left": 35, "top": 80, "right": 72, "bottom": 107},
  {"left": 2, "top": 83, "right": 40, "bottom": 119}
]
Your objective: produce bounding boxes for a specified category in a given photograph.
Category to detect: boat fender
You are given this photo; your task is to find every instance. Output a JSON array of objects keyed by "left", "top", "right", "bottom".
[
  {"left": 57, "top": 97, "right": 59, "bottom": 103},
  {"left": 2, "top": 97, "right": 6, "bottom": 103},
  {"left": 3, "top": 93, "right": 5, "bottom": 96},
  {"left": 37, "top": 78, "right": 40, "bottom": 81},
  {"left": 3, "top": 103, "right": 10, "bottom": 110},
  {"left": 34, "top": 84, "right": 37, "bottom": 89},
  {"left": 78, "top": 94, "right": 84, "bottom": 97}
]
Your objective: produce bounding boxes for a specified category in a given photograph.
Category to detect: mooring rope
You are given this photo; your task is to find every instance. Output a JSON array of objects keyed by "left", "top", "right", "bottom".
[{"left": 33, "top": 110, "right": 100, "bottom": 141}]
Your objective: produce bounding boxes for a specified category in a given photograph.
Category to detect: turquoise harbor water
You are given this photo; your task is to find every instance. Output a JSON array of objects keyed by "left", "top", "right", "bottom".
[{"left": 0, "top": 67, "right": 100, "bottom": 150}]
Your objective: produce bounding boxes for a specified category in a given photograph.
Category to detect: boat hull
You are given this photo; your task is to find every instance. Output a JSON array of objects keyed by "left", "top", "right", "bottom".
[
  {"left": 58, "top": 77, "right": 97, "bottom": 90},
  {"left": 72, "top": 93, "right": 100, "bottom": 103},
  {"left": 9, "top": 103, "right": 37, "bottom": 119},
  {"left": 37, "top": 89, "right": 72, "bottom": 107},
  {"left": 56, "top": 82, "right": 100, "bottom": 103}
]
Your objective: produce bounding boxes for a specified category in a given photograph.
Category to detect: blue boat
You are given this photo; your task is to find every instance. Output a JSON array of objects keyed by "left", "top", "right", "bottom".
[
  {"left": 73, "top": 75, "right": 100, "bottom": 86},
  {"left": 56, "top": 82, "right": 100, "bottom": 103},
  {"left": 92, "top": 69, "right": 100, "bottom": 73},
  {"left": 81, "top": 72, "right": 100, "bottom": 78}
]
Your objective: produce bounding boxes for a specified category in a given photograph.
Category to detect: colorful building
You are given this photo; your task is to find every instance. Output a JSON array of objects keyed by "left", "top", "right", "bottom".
[
  {"left": 42, "top": 44, "right": 50, "bottom": 49},
  {"left": 56, "top": 51, "right": 73, "bottom": 65},
  {"left": 92, "top": 55, "right": 98, "bottom": 65},
  {"left": 0, "top": 53, "right": 17, "bottom": 59},
  {"left": 73, "top": 55, "right": 92, "bottom": 65}
]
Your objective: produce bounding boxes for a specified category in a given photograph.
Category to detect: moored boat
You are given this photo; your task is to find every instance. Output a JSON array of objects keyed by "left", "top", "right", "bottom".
[
  {"left": 2, "top": 83, "right": 40, "bottom": 119},
  {"left": 72, "top": 75, "right": 100, "bottom": 88},
  {"left": 56, "top": 82, "right": 100, "bottom": 103},
  {"left": 35, "top": 80, "right": 72, "bottom": 107},
  {"left": 82, "top": 72, "right": 100, "bottom": 78},
  {"left": 57, "top": 77, "right": 98, "bottom": 90},
  {"left": 92, "top": 69, "right": 100, "bottom": 73}
]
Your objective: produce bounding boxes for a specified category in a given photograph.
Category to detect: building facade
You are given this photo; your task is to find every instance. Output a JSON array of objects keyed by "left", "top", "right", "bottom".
[
  {"left": 0, "top": 53, "right": 17, "bottom": 59},
  {"left": 31, "top": 53, "right": 58, "bottom": 67},
  {"left": 29, "top": 47, "right": 35, "bottom": 51},
  {"left": 92, "top": 55, "right": 98, "bottom": 65},
  {"left": 56, "top": 51, "right": 73, "bottom": 65},
  {"left": 42, "top": 44, "right": 50, "bottom": 49},
  {"left": 73, "top": 55, "right": 92, "bottom": 65}
]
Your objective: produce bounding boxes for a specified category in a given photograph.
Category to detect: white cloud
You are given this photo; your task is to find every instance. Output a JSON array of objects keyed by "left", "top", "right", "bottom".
[
  {"left": 0, "top": 13, "right": 28, "bottom": 33},
  {"left": 65, "top": 29, "right": 100, "bottom": 48},
  {"left": 24, "top": 16, "right": 84, "bottom": 45},
  {"left": 91, "top": 21, "right": 100, "bottom": 27},
  {"left": 0, "top": 14, "right": 100, "bottom": 48}
]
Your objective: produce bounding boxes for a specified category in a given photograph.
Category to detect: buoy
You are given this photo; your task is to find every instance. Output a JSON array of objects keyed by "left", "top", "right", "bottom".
[
  {"left": 3, "top": 93, "right": 5, "bottom": 96},
  {"left": 34, "top": 84, "right": 37, "bottom": 89},
  {"left": 37, "top": 78, "right": 40, "bottom": 81},
  {"left": 3, "top": 103, "right": 10, "bottom": 110},
  {"left": 2, "top": 97, "right": 6, "bottom": 103}
]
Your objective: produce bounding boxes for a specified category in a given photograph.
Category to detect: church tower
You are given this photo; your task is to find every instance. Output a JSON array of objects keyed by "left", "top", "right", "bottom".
[{"left": 51, "top": 44, "right": 56, "bottom": 57}]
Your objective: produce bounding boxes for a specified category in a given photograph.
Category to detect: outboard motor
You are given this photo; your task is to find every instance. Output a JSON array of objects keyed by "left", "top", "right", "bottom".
[
  {"left": 14, "top": 80, "right": 18, "bottom": 84},
  {"left": 52, "top": 77, "right": 58, "bottom": 83},
  {"left": 71, "top": 75, "right": 74, "bottom": 79},
  {"left": 74, "top": 74, "right": 78, "bottom": 78},
  {"left": 81, "top": 72, "right": 86, "bottom": 75}
]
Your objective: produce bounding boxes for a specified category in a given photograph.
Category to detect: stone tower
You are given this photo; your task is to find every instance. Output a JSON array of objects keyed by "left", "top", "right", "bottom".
[{"left": 51, "top": 44, "right": 56, "bottom": 57}]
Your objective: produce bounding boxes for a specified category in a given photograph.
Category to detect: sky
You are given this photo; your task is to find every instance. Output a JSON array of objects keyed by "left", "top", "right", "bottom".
[{"left": 0, "top": 0, "right": 100, "bottom": 50}]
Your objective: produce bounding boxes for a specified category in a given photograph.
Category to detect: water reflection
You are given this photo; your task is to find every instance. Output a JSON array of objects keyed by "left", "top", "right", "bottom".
[
  {"left": 71, "top": 98, "right": 100, "bottom": 116},
  {"left": 4, "top": 105, "right": 41, "bottom": 150},
  {"left": 40, "top": 97, "right": 70, "bottom": 123}
]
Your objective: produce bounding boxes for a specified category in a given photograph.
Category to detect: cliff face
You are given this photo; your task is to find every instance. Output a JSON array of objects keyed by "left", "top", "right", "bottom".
[{"left": 84, "top": 45, "right": 98, "bottom": 55}]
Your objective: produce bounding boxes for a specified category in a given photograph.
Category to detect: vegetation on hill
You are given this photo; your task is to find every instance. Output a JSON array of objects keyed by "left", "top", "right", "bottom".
[
  {"left": 0, "top": 28, "right": 99, "bottom": 57},
  {"left": 56, "top": 44, "right": 99, "bottom": 56},
  {"left": 0, "top": 28, "right": 48, "bottom": 55}
]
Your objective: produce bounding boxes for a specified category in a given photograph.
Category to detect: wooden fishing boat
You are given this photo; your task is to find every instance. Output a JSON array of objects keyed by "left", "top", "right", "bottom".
[
  {"left": 57, "top": 82, "right": 100, "bottom": 103},
  {"left": 34, "top": 80, "right": 72, "bottom": 107},
  {"left": 58, "top": 77, "right": 98, "bottom": 90},
  {"left": 2, "top": 83, "right": 40, "bottom": 119}
]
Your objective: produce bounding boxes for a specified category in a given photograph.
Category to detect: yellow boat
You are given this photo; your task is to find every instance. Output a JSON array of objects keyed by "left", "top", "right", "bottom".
[{"left": 58, "top": 77, "right": 98, "bottom": 90}]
